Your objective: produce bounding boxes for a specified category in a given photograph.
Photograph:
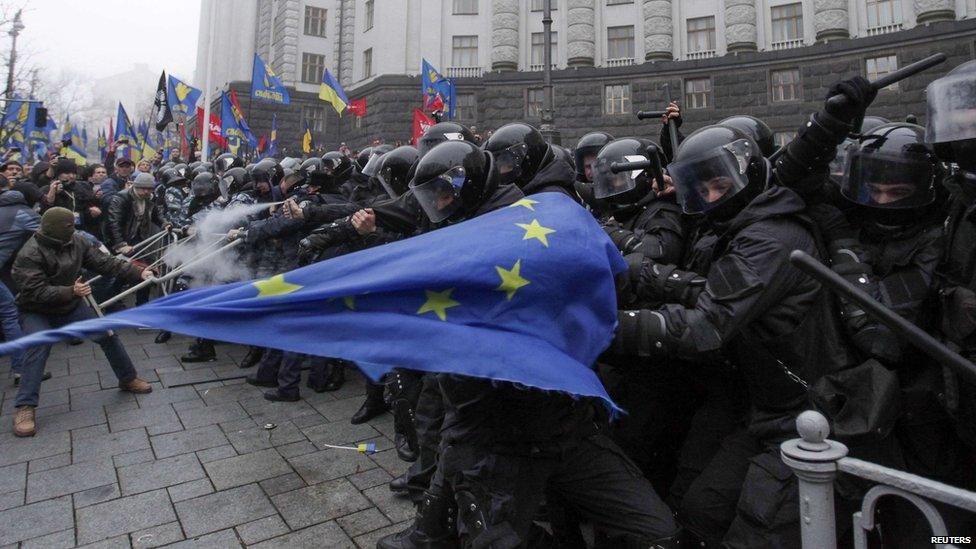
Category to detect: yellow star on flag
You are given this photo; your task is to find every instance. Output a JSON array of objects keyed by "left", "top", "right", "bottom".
[
  {"left": 343, "top": 296, "right": 356, "bottom": 310},
  {"left": 253, "top": 274, "right": 303, "bottom": 297},
  {"left": 509, "top": 198, "right": 539, "bottom": 211},
  {"left": 495, "top": 260, "right": 530, "bottom": 300},
  {"left": 417, "top": 288, "right": 460, "bottom": 321},
  {"left": 515, "top": 219, "right": 556, "bottom": 247}
]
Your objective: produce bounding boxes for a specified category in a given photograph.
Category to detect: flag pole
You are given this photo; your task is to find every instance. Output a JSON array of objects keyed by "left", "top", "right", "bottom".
[{"left": 201, "top": 0, "right": 217, "bottom": 161}]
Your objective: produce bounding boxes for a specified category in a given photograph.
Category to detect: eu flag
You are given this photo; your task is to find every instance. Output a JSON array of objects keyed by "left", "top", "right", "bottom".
[
  {"left": 251, "top": 54, "right": 290, "bottom": 105},
  {"left": 0, "top": 194, "right": 626, "bottom": 407}
]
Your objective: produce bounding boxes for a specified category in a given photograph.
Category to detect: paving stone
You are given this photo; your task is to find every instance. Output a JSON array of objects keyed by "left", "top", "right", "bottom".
[
  {"left": 76, "top": 533, "right": 130, "bottom": 548},
  {"left": 0, "top": 495, "right": 73, "bottom": 545},
  {"left": 303, "top": 421, "right": 380, "bottom": 449},
  {"left": 113, "top": 449, "right": 156, "bottom": 468},
  {"left": 336, "top": 507, "right": 392, "bottom": 538},
  {"left": 241, "top": 398, "right": 319, "bottom": 423},
  {"left": 275, "top": 440, "right": 318, "bottom": 459},
  {"left": 107, "top": 404, "right": 181, "bottom": 433},
  {"left": 0, "top": 489, "right": 23, "bottom": 512},
  {"left": 218, "top": 417, "right": 257, "bottom": 433},
  {"left": 172, "top": 398, "right": 208, "bottom": 412},
  {"left": 119, "top": 454, "right": 205, "bottom": 495},
  {"left": 259, "top": 472, "right": 306, "bottom": 498},
  {"left": 150, "top": 424, "right": 228, "bottom": 459},
  {"left": 369, "top": 448, "right": 411, "bottom": 477},
  {"left": 167, "top": 478, "right": 214, "bottom": 503},
  {"left": 288, "top": 448, "right": 376, "bottom": 485},
  {"left": 26, "top": 459, "right": 116, "bottom": 502},
  {"left": 289, "top": 412, "right": 329, "bottom": 430},
  {"left": 71, "top": 422, "right": 111, "bottom": 441},
  {"left": 0, "top": 463, "right": 25, "bottom": 494},
  {"left": 235, "top": 515, "right": 289, "bottom": 545},
  {"left": 164, "top": 529, "right": 241, "bottom": 548},
  {"left": 73, "top": 427, "right": 149, "bottom": 463},
  {"left": 310, "top": 396, "right": 369, "bottom": 422},
  {"left": 197, "top": 383, "right": 263, "bottom": 406},
  {"left": 70, "top": 388, "right": 137, "bottom": 411},
  {"left": 225, "top": 421, "right": 306, "bottom": 454},
  {"left": 17, "top": 406, "right": 106, "bottom": 435},
  {"left": 130, "top": 521, "right": 185, "bottom": 548},
  {"left": 1, "top": 389, "right": 69, "bottom": 415},
  {"left": 158, "top": 368, "right": 218, "bottom": 388},
  {"left": 196, "top": 444, "right": 237, "bottom": 463},
  {"left": 37, "top": 372, "right": 99, "bottom": 392},
  {"left": 363, "top": 484, "right": 415, "bottom": 524},
  {"left": 29, "top": 452, "right": 71, "bottom": 474},
  {"left": 348, "top": 467, "right": 394, "bottom": 491},
  {"left": 145, "top": 422, "right": 185, "bottom": 436},
  {"left": 176, "top": 402, "right": 248, "bottom": 429},
  {"left": 76, "top": 489, "right": 176, "bottom": 545},
  {"left": 252, "top": 520, "right": 355, "bottom": 548},
  {"left": 203, "top": 448, "right": 293, "bottom": 491},
  {"left": 175, "top": 484, "right": 276, "bottom": 538},
  {"left": 134, "top": 386, "right": 201, "bottom": 409},
  {"left": 353, "top": 520, "right": 411, "bottom": 549},
  {"left": 74, "top": 483, "right": 121, "bottom": 509},
  {"left": 20, "top": 528, "right": 74, "bottom": 549},
  {"left": 271, "top": 478, "right": 372, "bottom": 530}
]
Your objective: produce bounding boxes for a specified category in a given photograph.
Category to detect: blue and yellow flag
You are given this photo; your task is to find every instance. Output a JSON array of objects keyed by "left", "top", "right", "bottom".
[
  {"left": 0, "top": 97, "right": 29, "bottom": 152},
  {"left": 115, "top": 103, "right": 139, "bottom": 144},
  {"left": 251, "top": 53, "right": 290, "bottom": 105},
  {"left": 0, "top": 194, "right": 627, "bottom": 407},
  {"left": 319, "top": 69, "right": 349, "bottom": 115},
  {"left": 60, "top": 143, "right": 88, "bottom": 166},
  {"left": 28, "top": 103, "right": 54, "bottom": 160},
  {"left": 421, "top": 58, "right": 456, "bottom": 119},
  {"left": 221, "top": 90, "right": 258, "bottom": 151},
  {"left": 166, "top": 75, "right": 202, "bottom": 117},
  {"left": 301, "top": 118, "right": 313, "bottom": 154},
  {"left": 268, "top": 113, "right": 278, "bottom": 157},
  {"left": 62, "top": 115, "right": 82, "bottom": 148}
]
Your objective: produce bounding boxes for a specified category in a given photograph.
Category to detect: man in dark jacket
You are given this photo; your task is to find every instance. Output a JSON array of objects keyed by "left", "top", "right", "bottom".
[
  {"left": 0, "top": 178, "right": 39, "bottom": 386},
  {"left": 2, "top": 160, "right": 43, "bottom": 208},
  {"left": 11, "top": 207, "right": 153, "bottom": 437},
  {"left": 39, "top": 158, "right": 103, "bottom": 238},
  {"left": 104, "top": 172, "right": 165, "bottom": 255}
]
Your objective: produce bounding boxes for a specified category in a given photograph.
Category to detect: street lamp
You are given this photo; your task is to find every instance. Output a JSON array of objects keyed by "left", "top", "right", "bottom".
[
  {"left": 4, "top": 9, "right": 24, "bottom": 101},
  {"left": 539, "top": 0, "right": 560, "bottom": 145}
]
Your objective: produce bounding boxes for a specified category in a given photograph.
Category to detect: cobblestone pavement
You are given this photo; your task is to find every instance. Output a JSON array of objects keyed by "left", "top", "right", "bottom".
[{"left": 0, "top": 331, "right": 412, "bottom": 548}]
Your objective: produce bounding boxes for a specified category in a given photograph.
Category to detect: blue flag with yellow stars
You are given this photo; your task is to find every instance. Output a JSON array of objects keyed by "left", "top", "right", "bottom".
[{"left": 0, "top": 194, "right": 626, "bottom": 407}]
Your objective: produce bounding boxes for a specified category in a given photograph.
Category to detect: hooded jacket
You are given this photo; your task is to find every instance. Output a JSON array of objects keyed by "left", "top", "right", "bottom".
[{"left": 0, "top": 190, "right": 40, "bottom": 287}]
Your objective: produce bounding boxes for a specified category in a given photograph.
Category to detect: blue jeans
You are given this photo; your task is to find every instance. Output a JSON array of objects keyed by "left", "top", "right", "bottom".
[
  {"left": 0, "top": 281, "right": 23, "bottom": 374},
  {"left": 15, "top": 304, "right": 137, "bottom": 407}
]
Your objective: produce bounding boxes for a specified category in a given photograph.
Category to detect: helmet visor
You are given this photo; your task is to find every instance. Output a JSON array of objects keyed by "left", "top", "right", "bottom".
[
  {"left": 412, "top": 166, "right": 465, "bottom": 223},
  {"left": 593, "top": 154, "right": 646, "bottom": 199},
  {"left": 493, "top": 143, "right": 528, "bottom": 185},
  {"left": 925, "top": 70, "right": 976, "bottom": 144},
  {"left": 841, "top": 149, "right": 935, "bottom": 209},
  {"left": 378, "top": 166, "right": 400, "bottom": 199},
  {"left": 362, "top": 152, "right": 385, "bottom": 178},
  {"left": 669, "top": 139, "right": 753, "bottom": 215},
  {"left": 829, "top": 139, "right": 856, "bottom": 182},
  {"left": 218, "top": 175, "right": 233, "bottom": 201}
]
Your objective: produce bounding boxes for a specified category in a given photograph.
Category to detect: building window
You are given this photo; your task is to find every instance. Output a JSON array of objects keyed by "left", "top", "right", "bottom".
[
  {"left": 453, "top": 0, "right": 478, "bottom": 15},
  {"left": 687, "top": 16, "right": 716, "bottom": 53},
  {"left": 771, "top": 3, "right": 803, "bottom": 44},
  {"left": 452, "top": 35, "right": 479, "bottom": 67},
  {"left": 774, "top": 131, "right": 797, "bottom": 148},
  {"left": 354, "top": 115, "right": 364, "bottom": 129},
  {"left": 684, "top": 77, "right": 712, "bottom": 109},
  {"left": 456, "top": 93, "right": 476, "bottom": 122},
  {"left": 530, "top": 0, "right": 557, "bottom": 11},
  {"left": 526, "top": 88, "right": 544, "bottom": 118},
  {"left": 304, "top": 6, "right": 327, "bottom": 37},
  {"left": 302, "top": 105, "right": 326, "bottom": 133},
  {"left": 604, "top": 84, "right": 630, "bottom": 115},
  {"left": 301, "top": 52, "right": 326, "bottom": 84},
  {"left": 606, "top": 0, "right": 634, "bottom": 4},
  {"left": 531, "top": 32, "right": 558, "bottom": 67},
  {"left": 866, "top": 0, "right": 902, "bottom": 29},
  {"left": 363, "top": 48, "right": 373, "bottom": 79},
  {"left": 866, "top": 54, "right": 899, "bottom": 90},
  {"left": 364, "top": 0, "right": 374, "bottom": 31},
  {"left": 771, "top": 68, "right": 801, "bottom": 102},
  {"left": 606, "top": 26, "right": 635, "bottom": 60}
]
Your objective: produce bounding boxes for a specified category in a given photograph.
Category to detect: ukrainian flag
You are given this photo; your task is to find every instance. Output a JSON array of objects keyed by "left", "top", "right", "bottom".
[
  {"left": 60, "top": 143, "right": 88, "bottom": 166},
  {"left": 302, "top": 119, "right": 313, "bottom": 154},
  {"left": 319, "top": 69, "right": 349, "bottom": 115}
]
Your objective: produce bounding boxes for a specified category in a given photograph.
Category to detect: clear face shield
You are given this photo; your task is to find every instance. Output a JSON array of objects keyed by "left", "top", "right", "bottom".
[
  {"left": 362, "top": 152, "right": 386, "bottom": 178},
  {"left": 218, "top": 175, "right": 234, "bottom": 201},
  {"left": 840, "top": 149, "right": 935, "bottom": 209},
  {"left": 829, "top": 138, "right": 856, "bottom": 183},
  {"left": 493, "top": 143, "right": 528, "bottom": 185},
  {"left": 378, "top": 166, "right": 399, "bottom": 199},
  {"left": 926, "top": 62, "right": 976, "bottom": 145},
  {"left": 668, "top": 139, "right": 754, "bottom": 215},
  {"left": 412, "top": 166, "right": 466, "bottom": 223},
  {"left": 592, "top": 154, "right": 647, "bottom": 199}
]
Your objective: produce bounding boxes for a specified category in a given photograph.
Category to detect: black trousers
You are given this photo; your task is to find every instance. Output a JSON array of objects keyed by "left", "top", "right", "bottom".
[{"left": 404, "top": 373, "right": 444, "bottom": 502}]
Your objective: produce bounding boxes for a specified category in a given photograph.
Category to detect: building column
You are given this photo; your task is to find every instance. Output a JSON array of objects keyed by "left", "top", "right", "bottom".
[
  {"left": 643, "top": 0, "right": 673, "bottom": 61},
  {"left": 914, "top": 0, "right": 956, "bottom": 24},
  {"left": 566, "top": 0, "right": 595, "bottom": 68},
  {"left": 491, "top": 0, "right": 519, "bottom": 71},
  {"left": 813, "top": 0, "right": 850, "bottom": 42},
  {"left": 725, "top": 0, "right": 758, "bottom": 53}
]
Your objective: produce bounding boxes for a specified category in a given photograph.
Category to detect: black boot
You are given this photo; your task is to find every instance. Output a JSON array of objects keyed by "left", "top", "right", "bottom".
[
  {"left": 154, "top": 331, "right": 171, "bottom": 344},
  {"left": 239, "top": 346, "right": 263, "bottom": 369},
  {"left": 351, "top": 382, "right": 387, "bottom": 424},
  {"left": 396, "top": 433, "right": 418, "bottom": 462},
  {"left": 246, "top": 375, "right": 278, "bottom": 388},
  {"left": 263, "top": 389, "right": 300, "bottom": 402},
  {"left": 389, "top": 472, "right": 410, "bottom": 495},
  {"left": 377, "top": 492, "right": 458, "bottom": 549},
  {"left": 322, "top": 361, "right": 346, "bottom": 391},
  {"left": 181, "top": 339, "right": 216, "bottom": 363}
]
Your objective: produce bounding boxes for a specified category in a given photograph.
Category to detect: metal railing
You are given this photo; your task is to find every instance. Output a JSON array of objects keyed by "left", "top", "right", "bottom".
[
  {"left": 781, "top": 410, "right": 976, "bottom": 549},
  {"left": 605, "top": 57, "right": 635, "bottom": 67},
  {"left": 865, "top": 23, "right": 904, "bottom": 36},
  {"left": 686, "top": 50, "right": 716, "bottom": 60},
  {"left": 771, "top": 38, "right": 805, "bottom": 50},
  {"left": 446, "top": 66, "right": 484, "bottom": 78},
  {"left": 528, "top": 63, "right": 558, "bottom": 71}
]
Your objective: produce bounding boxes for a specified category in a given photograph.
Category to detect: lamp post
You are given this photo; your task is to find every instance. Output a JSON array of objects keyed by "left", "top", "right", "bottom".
[
  {"left": 4, "top": 9, "right": 24, "bottom": 101},
  {"left": 539, "top": 0, "right": 560, "bottom": 145}
]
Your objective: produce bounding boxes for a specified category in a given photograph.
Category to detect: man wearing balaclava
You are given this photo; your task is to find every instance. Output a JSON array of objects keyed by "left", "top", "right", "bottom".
[{"left": 9, "top": 207, "right": 155, "bottom": 437}]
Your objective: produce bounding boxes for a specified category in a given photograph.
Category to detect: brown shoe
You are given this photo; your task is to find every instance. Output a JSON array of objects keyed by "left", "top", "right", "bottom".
[
  {"left": 119, "top": 378, "right": 153, "bottom": 394},
  {"left": 13, "top": 406, "right": 35, "bottom": 437}
]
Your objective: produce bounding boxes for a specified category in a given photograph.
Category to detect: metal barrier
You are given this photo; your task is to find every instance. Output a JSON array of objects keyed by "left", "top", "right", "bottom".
[{"left": 781, "top": 410, "right": 976, "bottom": 549}]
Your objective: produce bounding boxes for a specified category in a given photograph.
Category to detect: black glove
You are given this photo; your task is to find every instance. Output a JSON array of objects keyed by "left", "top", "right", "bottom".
[
  {"left": 825, "top": 76, "right": 877, "bottom": 123},
  {"left": 807, "top": 203, "right": 856, "bottom": 242}
]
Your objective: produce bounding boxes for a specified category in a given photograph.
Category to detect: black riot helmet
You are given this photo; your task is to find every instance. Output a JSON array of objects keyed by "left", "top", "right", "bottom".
[
  {"left": 859, "top": 116, "right": 890, "bottom": 135},
  {"left": 299, "top": 157, "right": 341, "bottom": 194},
  {"left": 219, "top": 167, "right": 251, "bottom": 201},
  {"left": 592, "top": 138, "right": 660, "bottom": 206},
  {"left": 376, "top": 145, "right": 419, "bottom": 198},
  {"left": 356, "top": 147, "right": 374, "bottom": 170},
  {"left": 160, "top": 168, "right": 188, "bottom": 187},
  {"left": 926, "top": 60, "right": 976, "bottom": 172},
  {"left": 552, "top": 145, "right": 576, "bottom": 171},
  {"left": 276, "top": 157, "right": 304, "bottom": 187},
  {"left": 214, "top": 153, "right": 244, "bottom": 175},
  {"left": 361, "top": 144, "right": 394, "bottom": 177},
  {"left": 840, "top": 123, "right": 940, "bottom": 224},
  {"left": 574, "top": 132, "right": 614, "bottom": 183},
  {"left": 172, "top": 163, "right": 188, "bottom": 179},
  {"left": 190, "top": 172, "right": 219, "bottom": 199},
  {"left": 248, "top": 158, "right": 279, "bottom": 195},
  {"left": 321, "top": 151, "right": 354, "bottom": 184},
  {"left": 669, "top": 125, "right": 768, "bottom": 220},
  {"left": 190, "top": 161, "right": 213, "bottom": 179},
  {"left": 409, "top": 140, "right": 497, "bottom": 224},
  {"left": 484, "top": 122, "right": 551, "bottom": 188},
  {"left": 718, "top": 116, "right": 775, "bottom": 158},
  {"left": 187, "top": 161, "right": 202, "bottom": 173},
  {"left": 416, "top": 122, "right": 476, "bottom": 158}
]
